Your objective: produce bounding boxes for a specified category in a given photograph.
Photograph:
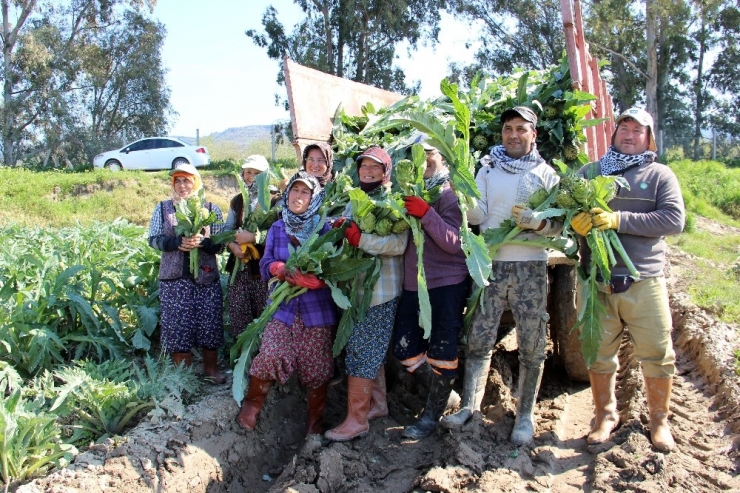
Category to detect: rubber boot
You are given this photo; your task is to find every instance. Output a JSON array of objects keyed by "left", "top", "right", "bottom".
[
  {"left": 510, "top": 363, "right": 544, "bottom": 445},
  {"left": 325, "top": 377, "right": 373, "bottom": 441},
  {"left": 587, "top": 371, "right": 619, "bottom": 444},
  {"left": 644, "top": 376, "right": 676, "bottom": 452},
  {"left": 202, "top": 349, "right": 226, "bottom": 384},
  {"left": 414, "top": 362, "right": 460, "bottom": 410},
  {"left": 306, "top": 384, "right": 328, "bottom": 436},
  {"left": 171, "top": 352, "right": 192, "bottom": 368},
  {"left": 441, "top": 356, "right": 491, "bottom": 429},
  {"left": 237, "top": 376, "right": 273, "bottom": 431},
  {"left": 403, "top": 372, "right": 456, "bottom": 439},
  {"left": 366, "top": 366, "right": 388, "bottom": 420}
]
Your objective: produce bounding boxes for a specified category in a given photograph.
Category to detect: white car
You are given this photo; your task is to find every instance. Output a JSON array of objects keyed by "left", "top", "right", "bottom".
[{"left": 93, "top": 137, "right": 210, "bottom": 171}]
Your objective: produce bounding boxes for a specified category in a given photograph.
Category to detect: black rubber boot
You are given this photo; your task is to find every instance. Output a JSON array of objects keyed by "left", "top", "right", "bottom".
[{"left": 403, "top": 372, "right": 456, "bottom": 439}]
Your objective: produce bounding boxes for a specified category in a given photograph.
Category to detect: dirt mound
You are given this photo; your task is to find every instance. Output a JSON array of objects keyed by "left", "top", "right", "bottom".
[{"left": 11, "top": 244, "right": 740, "bottom": 493}]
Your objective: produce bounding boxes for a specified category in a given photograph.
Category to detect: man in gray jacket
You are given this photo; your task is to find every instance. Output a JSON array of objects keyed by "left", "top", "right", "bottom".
[
  {"left": 442, "top": 106, "right": 561, "bottom": 445},
  {"left": 571, "top": 107, "right": 685, "bottom": 452}
]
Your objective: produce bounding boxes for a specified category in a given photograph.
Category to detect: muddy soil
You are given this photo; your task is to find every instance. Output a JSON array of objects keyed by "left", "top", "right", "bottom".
[{"left": 13, "top": 237, "right": 740, "bottom": 492}]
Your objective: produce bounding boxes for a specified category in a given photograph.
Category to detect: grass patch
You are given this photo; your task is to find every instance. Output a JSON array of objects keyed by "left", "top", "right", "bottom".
[
  {"left": 0, "top": 146, "right": 298, "bottom": 228},
  {"left": 668, "top": 232, "right": 740, "bottom": 324},
  {"left": 670, "top": 159, "right": 740, "bottom": 223},
  {"left": 666, "top": 159, "right": 740, "bottom": 325}
]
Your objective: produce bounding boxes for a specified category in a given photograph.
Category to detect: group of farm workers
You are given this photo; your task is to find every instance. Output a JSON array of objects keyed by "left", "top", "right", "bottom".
[{"left": 147, "top": 105, "right": 684, "bottom": 453}]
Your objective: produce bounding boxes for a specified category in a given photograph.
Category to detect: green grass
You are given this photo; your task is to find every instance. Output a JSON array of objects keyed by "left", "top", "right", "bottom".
[
  {"left": 666, "top": 159, "right": 740, "bottom": 325},
  {"left": 670, "top": 159, "right": 740, "bottom": 222},
  {"left": 0, "top": 142, "right": 299, "bottom": 227}
]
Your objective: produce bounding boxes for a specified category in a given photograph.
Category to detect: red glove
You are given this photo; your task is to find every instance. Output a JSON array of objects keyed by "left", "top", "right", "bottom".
[
  {"left": 344, "top": 221, "right": 361, "bottom": 247},
  {"left": 286, "top": 270, "right": 326, "bottom": 289},
  {"left": 404, "top": 196, "right": 431, "bottom": 218},
  {"left": 333, "top": 217, "right": 347, "bottom": 228},
  {"left": 269, "top": 261, "right": 287, "bottom": 281}
]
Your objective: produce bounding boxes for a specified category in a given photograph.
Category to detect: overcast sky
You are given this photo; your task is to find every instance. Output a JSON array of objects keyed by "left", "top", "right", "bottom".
[{"left": 152, "top": 1, "right": 477, "bottom": 138}]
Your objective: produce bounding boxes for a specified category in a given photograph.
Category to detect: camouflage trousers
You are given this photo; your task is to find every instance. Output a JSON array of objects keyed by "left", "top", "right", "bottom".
[{"left": 468, "top": 261, "right": 549, "bottom": 368}]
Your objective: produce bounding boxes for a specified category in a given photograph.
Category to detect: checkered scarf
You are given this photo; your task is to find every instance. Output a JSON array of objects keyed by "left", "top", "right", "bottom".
[
  {"left": 490, "top": 145, "right": 548, "bottom": 204},
  {"left": 600, "top": 146, "right": 656, "bottom": 176}
]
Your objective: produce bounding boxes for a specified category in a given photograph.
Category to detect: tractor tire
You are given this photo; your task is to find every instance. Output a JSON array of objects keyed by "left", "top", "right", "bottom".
[{"left": 548, "top": 263, "right": 589, "bottom": 382}]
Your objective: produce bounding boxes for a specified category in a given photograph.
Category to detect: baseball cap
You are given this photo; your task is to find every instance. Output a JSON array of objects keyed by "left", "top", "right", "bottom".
[
  {"left": 412, "top": 132, "right": 436, "bottom": 151},
  {"left": 169, "top": 163, "right": 202, "bottom": 191},
  {"left": 615, "top": 107, "right": 657, "bottom": 152},
  {"left": 287, "top": 170, "right": 318, "bottom": 191},
  {"left": 242, "top": 154, "right": 269, "bottom": 172},
  {"left": 355, "top": 146, "right": 391, "bottom": 168},
  {"left": 501, "top": 106, "right": 538, "bottom": 126}
]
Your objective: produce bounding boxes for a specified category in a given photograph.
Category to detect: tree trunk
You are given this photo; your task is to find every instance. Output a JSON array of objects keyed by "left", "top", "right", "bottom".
[
  {"left": 2, "top": 0, "right": 15, "bottom": 165},
  {"left": 693, "top": 5, "right": 706, "bottom": 161},
  {"left": 645, "top": 0, "right": 660, "bottom": 153}
]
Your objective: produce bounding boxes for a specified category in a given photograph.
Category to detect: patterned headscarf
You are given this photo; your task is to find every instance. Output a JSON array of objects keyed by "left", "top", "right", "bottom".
[
  {"left": 600, "top": 146, "right": 657, "bottom": 176},
  {"left": 423, "top": 166, "right": 450, "bottom": 190},
  {"left": 355, "top": 145, "right": 393, "bottom": 195},
  {"left": 170, "top": 168, "right": 202, "bottom": 201},
  {"left": 282, "top": 171, "right": 325, "bottom": 244},
  {"left": 302, "top": 142, "right": 334, "bottom": 186}
]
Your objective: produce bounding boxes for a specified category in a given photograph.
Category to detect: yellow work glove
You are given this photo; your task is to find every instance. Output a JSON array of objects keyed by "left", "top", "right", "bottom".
[
  {"left": 571, "top": 212, "right": 593, "bottom": 236},
  {"left": 591, "top": 207, "right": 620, "bottom": 231},
  {"left": 240, "top": 242, "right": 261, "bottom": 262}
]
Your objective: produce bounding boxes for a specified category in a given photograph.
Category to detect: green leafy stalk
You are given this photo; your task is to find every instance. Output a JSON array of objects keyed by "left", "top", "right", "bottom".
[
  {"left": 230, "top": 280, "right": 304, "bottom": 403},
  {"left": 174, "top": 188, "right": 217, "bottom": 280},
  {"left": 574, "top": 264, "right": 606, "bottom": 367}
]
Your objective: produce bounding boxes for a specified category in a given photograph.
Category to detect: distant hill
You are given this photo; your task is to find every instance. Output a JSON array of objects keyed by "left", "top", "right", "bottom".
[{"left": 173, "top": 125, "right": 272, "bottom": 146}]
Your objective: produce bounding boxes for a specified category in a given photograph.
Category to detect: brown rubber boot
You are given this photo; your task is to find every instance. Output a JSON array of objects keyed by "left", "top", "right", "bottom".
[
  {"left": 202, "top": 349, "right": 226, "bottom": 384},
  {"left": 644, "top": 376, "right": 676, "bottom": 452},
  {"left": 236, "top": 376, "right": 273, "bottom": 431},
  {"left": 306, "top": 384, "right": 328, "bottom": 436},
  {"left": 587, "top": 371, "right": 620, "bottom": 444},
  {"left": 325, "top": 377, "right": 373, "bottom": 441},
  {"left": 366, "top": 366, "right": 388, "bottom": 420},
  {"left": 171, "top": 352, "right": 192, "bottom": 368}
]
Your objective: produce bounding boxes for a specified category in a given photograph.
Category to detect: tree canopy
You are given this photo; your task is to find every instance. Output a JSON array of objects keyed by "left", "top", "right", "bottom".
[
  {"left": 0, "top": 0, "right": 172, "bottom": 167},
  {"left": 245, "top": 0, "right": 447, "bottom": 99}
]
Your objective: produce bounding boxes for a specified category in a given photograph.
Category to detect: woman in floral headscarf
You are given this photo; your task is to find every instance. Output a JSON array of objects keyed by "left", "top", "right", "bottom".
[
  {"left": 301, "top": 142, "right": 334, "bottom": 186},
  {"left": 236, "top": 171, "right": 338, "bottom": 436},
  {"left": 147, "top": 164, "right": 226, "bottom": 384}
]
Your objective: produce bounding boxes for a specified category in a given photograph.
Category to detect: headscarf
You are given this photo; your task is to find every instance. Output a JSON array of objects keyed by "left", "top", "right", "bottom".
[
  {"left": 170, "top": 167, "right": 202, "bottom": 200},
  {"left": 600, "top": 146, "right": 657, "bottom": 176},
  {"left": 282, "top": 171, "right": 325, "bottom": 244},
  {"left": 355, "top": 145, "right": 392, "bottom": 195},
  {"left": 423, "top": 166, "right": 450, "bottom": 191},
  {"left": 302, "top": 142, "right": 334, "bottom": 186}
]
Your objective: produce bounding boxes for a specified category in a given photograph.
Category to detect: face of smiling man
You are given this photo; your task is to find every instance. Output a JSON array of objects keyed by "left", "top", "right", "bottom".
[
  {"left": 502, "top": 116, "right": 537, "bottom": 159},
  {"left": 613, "top": 118, "right": 650, "bottom": 155}
]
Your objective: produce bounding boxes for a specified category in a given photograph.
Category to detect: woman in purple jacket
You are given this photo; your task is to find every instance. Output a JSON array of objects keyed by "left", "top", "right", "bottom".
[
  {"left": 393, "top": 141, "right": 470, "bottom": 439},
  {"left": 236, "top": 171, "right": 338, "bottom": 436}
]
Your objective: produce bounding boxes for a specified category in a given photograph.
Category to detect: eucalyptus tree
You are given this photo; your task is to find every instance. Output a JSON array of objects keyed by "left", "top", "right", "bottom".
[
  {"left": 0, "top": 0, "right": 157, "bottom": 166},
  {"left": 245, "top": 0, "right": 446, "bottom": 95},
  {"left": 449, "top": 0, "right": 564, "bottom": 75},
  {"left": 709, "top": 4, "right": 740, "bottom": 139}
]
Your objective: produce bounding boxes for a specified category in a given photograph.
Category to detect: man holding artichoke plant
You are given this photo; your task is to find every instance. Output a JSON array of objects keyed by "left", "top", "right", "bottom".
[
  {"left": 442, "top": 107, "right": 562, "bottom": 446},
  {"left": 571, "top": 108, "right": 685, "bottom": 452}
]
